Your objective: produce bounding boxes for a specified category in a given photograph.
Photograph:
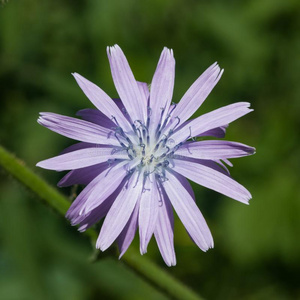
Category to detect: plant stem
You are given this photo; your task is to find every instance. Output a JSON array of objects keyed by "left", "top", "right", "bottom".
[
  {"left": 123, "top": 247, "right": 202, "bottom": 300},
  {"left": 0, "top": 145, "right": 204, "bottom": 300}
]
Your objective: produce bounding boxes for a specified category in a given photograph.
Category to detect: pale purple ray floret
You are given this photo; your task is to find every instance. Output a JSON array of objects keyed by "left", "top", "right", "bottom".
[{"left": 37, "top": 45, "right": 255, "bottom": 266}]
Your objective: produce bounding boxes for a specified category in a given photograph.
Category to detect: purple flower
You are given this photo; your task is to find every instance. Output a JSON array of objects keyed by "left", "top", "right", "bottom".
[{"left": 37, "top": 45, "right": 255, "bottom": 266}]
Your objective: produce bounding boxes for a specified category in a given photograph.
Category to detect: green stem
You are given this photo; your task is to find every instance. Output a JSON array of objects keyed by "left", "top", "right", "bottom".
[
  {"left": 0, "top": 145, "right": 204, "bottom": 300},
  {"left": 123, "top": 248, "right": 202, "bottom": 300}
]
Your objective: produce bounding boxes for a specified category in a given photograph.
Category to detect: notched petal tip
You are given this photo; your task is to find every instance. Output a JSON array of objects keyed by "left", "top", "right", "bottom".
[
  {"left": 248, "top": 146, "right": 256, "bottom": 155},
  {"left": 216, "top": 69, "right": 224, "bottom": 82},
  {"left": 107, "top": 44, "right": 121, "bottom": 55},
  {"left": 165, "top": 258, "right": 177, "bottom": 267},
  {"left": 140, "top": 247, "right": 147, "bottom": 255},
  {"left": 96, "top": 240, "right": 110, "bottom": 252}
]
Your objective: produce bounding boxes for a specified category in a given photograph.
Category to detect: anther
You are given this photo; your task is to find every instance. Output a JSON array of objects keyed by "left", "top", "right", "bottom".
[
  {"left": 155, "top": 123, "right": 161, "bottom": 137},
  {"left": 146, "top": 107, "right": 151, "bottom": 128},
  {"left": 159, "top": 146, "right": 170, "bottom": 159},
  {"left": 131, "top": 123, "right": 137, "bottom": 134},
  {"left": 126, "top": 150, "right": 134, "bottom": 160},
  {"left": 107, "top": 159, "right": 114, "bottom": 166},
  {"left": 114, "top": 132, "right": 126, "bottom": 148},
  {"left": 126, "top": 167, "right": 135, "bottom": 176},
  {"left": 140, "top": 143, "right": 146, "bottom": 156},
  {"left": 111, "top": 115, "right": 120, "bottom": 126},
  {"left": 140, "top": 157, "right": 145, "bottom": 166},
  {"left": 142, "top": 171, "right": 151, "bottom": 193},
  {"left": 174, "top": 116, "right": 181, "bottom": 129},
  {"left": 136, "top": 128, "right": 143, "bottom": 145},
  {"left": 161, "top": 105, "right": 177, "bottom": 130},
  {"left": 169, "top": 103, "right": 177, "bottom": 115},
  {"left": 111, "top": 148, "right": 120, "bottom": 155},
  {"left": 163, "top": 160, "right": 169, "bottom": 167},
  {"left": 126, "top": 137, "right": 133, "bottom": 146},
  {"left": 174, "top": 141, "right": 183, "bottom": 152}
]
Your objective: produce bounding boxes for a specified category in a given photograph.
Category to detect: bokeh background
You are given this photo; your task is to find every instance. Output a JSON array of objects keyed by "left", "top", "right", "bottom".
[{"left": 0, "top": 0, "right": 299, "bottom": 299}]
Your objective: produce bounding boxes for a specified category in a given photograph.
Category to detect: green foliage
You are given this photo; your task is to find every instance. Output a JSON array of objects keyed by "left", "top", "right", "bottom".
[{"left": 0, "top": 0, "right": 300, "bottom": 299}]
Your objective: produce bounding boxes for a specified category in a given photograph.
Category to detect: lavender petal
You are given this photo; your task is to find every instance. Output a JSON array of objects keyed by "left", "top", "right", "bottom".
[
  {"left": 66, "top": 161, "right": 128, "bottom": 221},
  {"left": 137, "top": 81, "right": 150, "bottom": 103},
  {"left": 163, "top": 170, "right": 214, "bottom": 251},
  {"left": 197, "top": 125, "right": 228, "bottom": 138},
  {"left": 117, "top": 198, "right": 140, "bottom": 258},
  {"left": 171, "top": 102, "right": 253, "bottom": 143},
  {"left": 175, "top": 140, "right": 255, "bottom": 160},
  {"left": 76, "top": 108, "right": 115, "bottom": 129},
  {"left": 72, "top": 72, "right": 132, "bottom": 132},
  {"left": 96, "top": 172, "right": 143, "bottom": 251},
  {"left": 171, "top": 159, "right": 252, "bottom": 204},
  {"left": 149, "top": 48, "right": 175, "bottom": 133},
  {"left": 77, "top": 181, "right": 125, "bottom": 232},
  {"left": 139, "top": 174, "right": 159, "bottom": 254},
  {"left": 36, "top": 147, "right": 127, "bottom": 170},
  {"left": 154, "top": 187, "right": 176, "bottom": 267},
  {"left": 38, "top": 112, "right": 119, "bottom": 145},
  {"left": 171, "top": 62, "right": 223, "bottom": 124},
  {"left": 58, "top": 162, "right": 108, "bottom": 187},
  {"left": 107, "top": 45, "right": 147, "bottom": 123}
]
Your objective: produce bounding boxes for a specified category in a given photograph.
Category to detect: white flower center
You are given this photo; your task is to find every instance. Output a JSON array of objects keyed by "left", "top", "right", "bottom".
[{"left": 111, "top": 108, "right": 183, "bottom": 183}]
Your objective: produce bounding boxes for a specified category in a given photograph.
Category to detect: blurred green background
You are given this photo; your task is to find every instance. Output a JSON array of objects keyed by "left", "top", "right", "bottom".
[{"left": 0, "top": 0, "right": 299, "bottom": 299}]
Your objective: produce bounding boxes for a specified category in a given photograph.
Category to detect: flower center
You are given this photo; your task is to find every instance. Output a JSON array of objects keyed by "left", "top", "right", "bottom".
[{"left": 110, "top": 105, "right": 185, "bottom": 183}]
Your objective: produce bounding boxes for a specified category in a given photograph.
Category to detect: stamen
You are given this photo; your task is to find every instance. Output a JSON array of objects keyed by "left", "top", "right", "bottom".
[
  {"left": 155, "top": 108, "right": 165, "bottom": 139},
  {"left": 114, "top": 132, "right": 127, "bottom": 148},
  {"left": 136, "top": 120, "right": 149, "bottom": 139},
  {"left": 140, "top": 157, "right": 145, "bottom": 166},
  {"left": 142, "top": 171, "right": 151, "bottom": 193},
  {"left": 155, "top": 124, "right": 161, "bottom": 138},
  {"left": 159, "top": 146, "right": 170, "bottom": 159},
  {"left": 131, "top": 123, "right": 137, "bottom": 134},
  {"left": 184, "top": 126, "right": 192, "bottom": 141},
  {"left": 126, "top": 167, "right": 135, "bottom": 176},
  {"left": 146, "top": 107, "right": 151, "bottom": 128},
  {"left": 173, "top": 116, "right": 181, "bottom": 129},
  {"left": 133, "top": 169, "right": 142, "bottom": 188},
  {"left": 111, "top": 115, "right": 120, "bottom": 126},
  {"left": 167, "top": 141, "right": 183, "bottom": 158},
  {"left": 160, "top": 104, "right": 177, "bottom": 130},
  {"left": 154, "top": 134, "right": 168, "bottom": 151},
  {"left": 126, "top": 137, "right": 133, "bottom": 146},
  {"left": 163, "top": 160, "right": 169, "bottom": 167},
  {"left": 157, "top": 182, "right": 164, "bottom": 207},
  {"left": 126, "top": 150, "right": 134, "bottom": 160},
  {"left": 140, "top": 143, "right": 146, "bottom": 156},
  {"left": 111, "top": 148, "right": 122, "bottom": 155},
  {"left": 170, "top": 103, "right": 177, "bottom": 113}
]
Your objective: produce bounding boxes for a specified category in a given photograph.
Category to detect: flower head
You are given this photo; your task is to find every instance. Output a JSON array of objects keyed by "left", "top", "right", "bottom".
[{"left": 37, "top": 45, "right": 255, "bottom": 266}]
